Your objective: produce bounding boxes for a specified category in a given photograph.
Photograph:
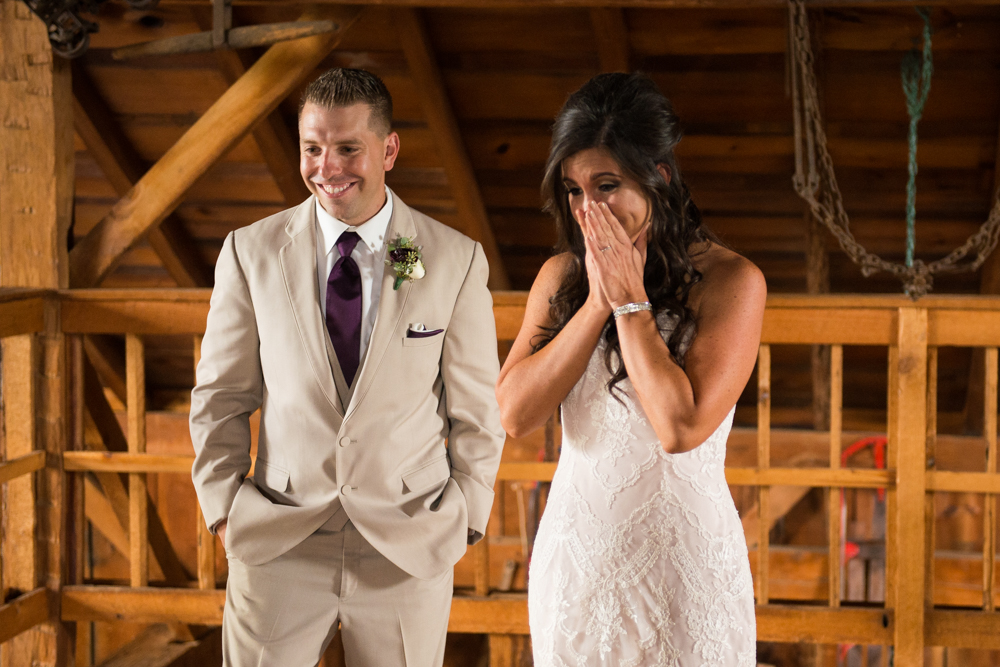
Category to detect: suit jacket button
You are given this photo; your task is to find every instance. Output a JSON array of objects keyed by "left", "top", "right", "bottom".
[
  {"left": 341, "top": 485, "right": 352, "bottom": 495},
  {"left": 339, "top": 436, "right": 351, "bottom": 447}
]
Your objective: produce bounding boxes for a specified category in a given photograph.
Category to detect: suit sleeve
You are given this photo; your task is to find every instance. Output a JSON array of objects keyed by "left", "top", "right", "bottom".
[
  {"left": 441, "top": 242, "right": 506, "bottom": 541},
  {"left": 190, "top": 231, "right": 263, "bottom": 533}
]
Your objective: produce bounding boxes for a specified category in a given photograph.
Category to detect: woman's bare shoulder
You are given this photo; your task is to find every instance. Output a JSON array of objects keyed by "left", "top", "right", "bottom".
[
  {"left": 531, "top": 252, "right": 576, "bottom": 300},
  {"left": 689, "top": 243, "right": 766, "bottom": 312}
]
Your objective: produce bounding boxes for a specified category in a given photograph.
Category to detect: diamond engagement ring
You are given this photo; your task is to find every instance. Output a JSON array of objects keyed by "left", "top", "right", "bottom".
[{"left": 600, "top": 246, "right": 612, "bottom": 252}]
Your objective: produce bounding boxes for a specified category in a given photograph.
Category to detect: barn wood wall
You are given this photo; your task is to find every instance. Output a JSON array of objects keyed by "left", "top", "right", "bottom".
[{"left": 69, "top": 3, "right": 1000, "bottom": 427}]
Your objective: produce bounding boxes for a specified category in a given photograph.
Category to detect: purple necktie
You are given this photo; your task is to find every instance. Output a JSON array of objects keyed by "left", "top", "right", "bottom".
[{"left": 326, "top": 231, "right": 362, "bottom": 386}]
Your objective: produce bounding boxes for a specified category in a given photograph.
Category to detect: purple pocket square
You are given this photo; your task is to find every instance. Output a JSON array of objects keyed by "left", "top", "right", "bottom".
[{"left": 406, "top": 328, "right": 444, "bottom": 338}]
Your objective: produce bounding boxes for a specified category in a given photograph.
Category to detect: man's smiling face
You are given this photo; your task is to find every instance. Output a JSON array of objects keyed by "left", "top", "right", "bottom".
[{"left": 299, "top": 101, "right": 400, "bottom": 225}]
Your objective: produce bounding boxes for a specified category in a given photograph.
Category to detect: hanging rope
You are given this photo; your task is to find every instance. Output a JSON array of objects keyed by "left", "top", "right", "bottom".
[
  {"left": 900, "top": 8, "right": 933, "bottom": 268},
  {"left": 787, "top": 0, "right": 1000, "bottom": 298}
]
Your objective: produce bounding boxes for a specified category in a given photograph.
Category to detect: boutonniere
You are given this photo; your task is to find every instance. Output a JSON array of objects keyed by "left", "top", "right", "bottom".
[{"left": 385, "top": 235, "right": 425, "bottom": 290}]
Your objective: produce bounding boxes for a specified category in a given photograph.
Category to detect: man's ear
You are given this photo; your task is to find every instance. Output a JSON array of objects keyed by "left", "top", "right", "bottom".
[
  {"left": 383, "top": 132, "right": 401, "bottom": 171},
  {"left": 656, "top": 163, "right": 671, "bottom": 186}
]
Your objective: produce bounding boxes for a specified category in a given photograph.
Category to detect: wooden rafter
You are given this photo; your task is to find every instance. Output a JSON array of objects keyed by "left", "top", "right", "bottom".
[
  {"left": 396, "top": 8, "right": 510, "bottom": 290},
  {"left": 71, "top": 63, "right": 212, "bottom": 289},
  {"left": 589, "top": 8, "right": 629, "bottom": 73},
  {"left": 68, "top": 6, "right": 362, "bottom": 288},
  {"left": 192, "top": 9, "right": 312, "bottom": 208},
  {"left": 84, "top": 333, "right": 127, "bottom": 405}
]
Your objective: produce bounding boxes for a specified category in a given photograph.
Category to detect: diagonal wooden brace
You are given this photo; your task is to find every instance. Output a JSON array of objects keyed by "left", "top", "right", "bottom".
[{"left": 69, "top": 6, "right": 362, "bottom": 288}]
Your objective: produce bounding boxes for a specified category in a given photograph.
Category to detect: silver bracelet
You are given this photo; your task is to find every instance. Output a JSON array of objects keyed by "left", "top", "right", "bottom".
[{"left": 613, "top": 301, "right": 652, "bottom": 320}]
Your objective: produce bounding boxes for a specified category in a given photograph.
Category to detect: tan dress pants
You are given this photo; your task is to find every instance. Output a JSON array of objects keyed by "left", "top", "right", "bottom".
[{"left": 222, "top": 522, "right": 453, "bottom": 667}]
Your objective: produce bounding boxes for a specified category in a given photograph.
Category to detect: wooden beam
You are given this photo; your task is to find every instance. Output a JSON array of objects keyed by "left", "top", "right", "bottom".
[
  {"left": 84, "top": 475, "right": 129, "bottom": 562},
  {"left": 62, "top": 586, "right": 226, "bottom": 625},
  {"left": 62, "top": 289, "right": 212, "bottom": 335},
  {"left": 68, "top": 6, "right": 362, "bottom": 288},
  {"left": 0, "top": 292, "right": 45, "bottom": 337},
  {"left": 83, "top": 334, "right": 127, "bottom": 405},
  {"left": 65, "top": 451, "right": 195, "bottom": 473},
  {"left": 395, "top": 8, "right": 510, "bottom": 290},
  {"left": 0, "top": 1, "right": 74, "bottom": 662},
  {"left": 192, "top": 8, "right": 312, "bottom": 208},
  {"left": 97, "top": 624, "right": 221, "bottom": 667},
  {"left": 589, "top": 8, "right": 629, "bottom": 73},
  {"left": 126, "top": 334, "right": 149, "bottom": 588},
  {"left": 890, "top": 307, "right": 929, "bottom": 663},
  {"left": 71, "top": 62, "right": 212, "bottom": 289},
  {"left": 0, "top": 450, "right": 45, "bottom": 486},
  {"left": 927, "top": 610, "right": 1000, "bottom": 650},
  {"left": 0, "top": 588, "right": 49, "bottom": 645}
]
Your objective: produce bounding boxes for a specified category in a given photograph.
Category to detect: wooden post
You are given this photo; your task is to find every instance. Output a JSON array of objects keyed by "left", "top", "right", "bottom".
[
  {"left": 827, "top": 344, "right": 843, "bottom": 607},
  {"left": 194, "top": 335, "right": 216, "bottom": 590},
  {"left": 889, "top": 307, "right": 928, "bottom": 664},
  {"left": 68, "top": 6, "right": 362, "bottom": 288},
  {"left": 396, "top": 8, "right": 510, "bottom": 290},
  {"left": 982, "top": 347, "right": 997, "bottom": 611},
  {"left": 0, "top": 0, "right": 73, "bottom": 663},
  {"left": 757, "top": 344, "right": 771, "bottom": 604},
  {"left": 925, "top": 347, "right": 938, "bottom": 609},
  {"left": 126, "top": 335, "right": 149, "bottom": 588}
]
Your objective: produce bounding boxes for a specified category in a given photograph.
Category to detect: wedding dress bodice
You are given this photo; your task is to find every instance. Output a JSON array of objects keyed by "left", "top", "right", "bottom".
[{"left": 528, "top": 315, "right": 756, "bottom": 667}]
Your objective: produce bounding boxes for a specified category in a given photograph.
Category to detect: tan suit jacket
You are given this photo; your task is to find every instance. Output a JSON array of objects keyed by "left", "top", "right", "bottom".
[{"left": 190, "top": 192, "right": 505, "bottom": 579}]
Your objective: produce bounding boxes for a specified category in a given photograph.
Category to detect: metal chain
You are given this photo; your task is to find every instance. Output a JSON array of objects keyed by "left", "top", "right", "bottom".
[
  {"left": 900, "top": 7, "right": 933, "bottom": 268},
  {"left": 788, "top": 0, "right": 1000, "bottom": 298}
]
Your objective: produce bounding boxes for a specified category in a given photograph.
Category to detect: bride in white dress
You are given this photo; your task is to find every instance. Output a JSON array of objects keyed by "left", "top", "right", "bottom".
[{"left": 496, "top": 73, "right": 766, "bottom": 666}]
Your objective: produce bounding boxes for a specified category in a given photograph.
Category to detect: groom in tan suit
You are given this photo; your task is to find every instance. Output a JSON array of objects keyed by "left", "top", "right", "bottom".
[{"left": 190, "top": 68, "right": 505, "bottom": 666}]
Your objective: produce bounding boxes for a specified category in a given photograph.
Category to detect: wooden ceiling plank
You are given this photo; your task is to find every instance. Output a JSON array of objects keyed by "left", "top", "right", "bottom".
[
  {"left": 590, "top": 8, "right": 630, "bottom": 73},
  {"left": 71, "top": 63, "right": 212, "bottom": 288},
  {"left": 192, "top": 8, "right": 312, "bottom": 208},
  {"left": 68, "top": 6, "right": 363, "bottom": 288},
  {"left": 396, "top": 8, "right": 511, "bottom": 290}
]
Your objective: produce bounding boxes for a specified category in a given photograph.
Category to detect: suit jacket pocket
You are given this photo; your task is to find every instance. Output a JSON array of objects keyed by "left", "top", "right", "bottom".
[
  {"left": 402, "top": 332, "right": 443, "bottom": 348},
  {"left": 254, "top": 459, "right": 290, "bottom": 493},
  {"left": 401, "top": 454, "right": 451, "bottom": 494}
]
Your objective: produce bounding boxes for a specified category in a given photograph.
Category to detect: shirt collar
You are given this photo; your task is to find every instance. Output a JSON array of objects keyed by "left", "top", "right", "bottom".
[{"left": 315, "top": 185, "right": 394, "bottom": 256}]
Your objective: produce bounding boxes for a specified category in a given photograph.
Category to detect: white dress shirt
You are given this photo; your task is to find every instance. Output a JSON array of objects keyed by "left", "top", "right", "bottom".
[{"left": 316, "top": 186, "right": 393, "bottom": 368}]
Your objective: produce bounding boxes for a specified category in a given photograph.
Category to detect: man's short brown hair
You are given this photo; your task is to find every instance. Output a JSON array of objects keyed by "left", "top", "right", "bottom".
[{"left": 299, "top": 68, "right": 393, "bottom": 136}]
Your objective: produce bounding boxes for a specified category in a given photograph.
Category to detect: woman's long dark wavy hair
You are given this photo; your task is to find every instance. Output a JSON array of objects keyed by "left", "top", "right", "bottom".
[{"left": 533, "top": 72, "right": 717, "bottom": 397}]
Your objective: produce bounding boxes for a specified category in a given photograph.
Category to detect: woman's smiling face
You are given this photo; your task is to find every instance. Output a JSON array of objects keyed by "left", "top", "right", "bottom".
[{"left": 561, "top": 147, "right": 653, "bottom": 242}]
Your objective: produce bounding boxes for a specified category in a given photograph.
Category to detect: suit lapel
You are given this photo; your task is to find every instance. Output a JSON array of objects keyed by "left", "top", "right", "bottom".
[
  {"left": 346, "top": 192, "right": 416, "bottom": 419},
  {"left": 279, "top": 197, "right": 345, "bottom": 417}
]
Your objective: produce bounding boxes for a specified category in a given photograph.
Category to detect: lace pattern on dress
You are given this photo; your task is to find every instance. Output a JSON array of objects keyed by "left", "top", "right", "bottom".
[{"left": 528, "top": 314, "right": 756, "bottom": 667}]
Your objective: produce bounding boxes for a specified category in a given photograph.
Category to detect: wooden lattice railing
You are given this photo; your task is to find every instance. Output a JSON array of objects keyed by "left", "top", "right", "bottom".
[{"left": 3, "top": 289, "right": 1000, "bottom": 663}]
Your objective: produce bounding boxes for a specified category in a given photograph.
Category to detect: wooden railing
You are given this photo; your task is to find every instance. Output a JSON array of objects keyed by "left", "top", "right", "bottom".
[{"left": 4, "top": 289, "right": 1000, "bottom": 663}]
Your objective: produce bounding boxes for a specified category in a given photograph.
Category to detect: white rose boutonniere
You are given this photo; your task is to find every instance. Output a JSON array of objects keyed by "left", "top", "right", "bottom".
[{"left": 385, "top": 235, "right": 425, "bottom": 290}]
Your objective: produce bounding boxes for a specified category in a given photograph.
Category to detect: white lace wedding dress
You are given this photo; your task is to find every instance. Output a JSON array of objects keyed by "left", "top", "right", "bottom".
[{"left": 528, "top": 319, "right": 756, "bottom": 667}]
